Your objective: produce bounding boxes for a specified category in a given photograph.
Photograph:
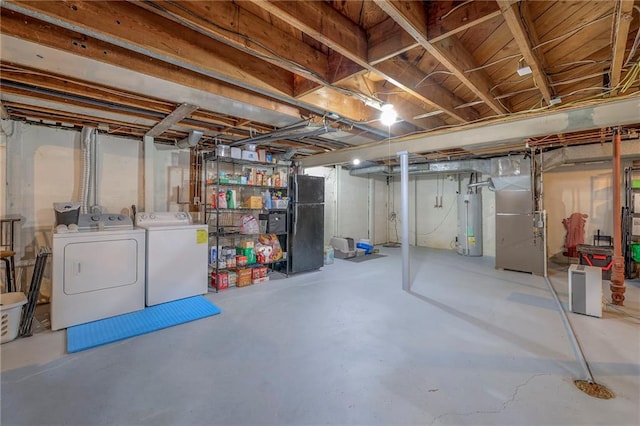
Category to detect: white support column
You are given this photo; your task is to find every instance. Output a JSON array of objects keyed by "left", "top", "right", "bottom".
[
  {"left": 397, "top": 151, "right": 410, "bottom": 291},
  {"left": 335, "top": 165, "right": 341, "bottom": 237},
  {"left": 143, "top": 135, "right": 155, "bottom": 212},
  {"left": 368, "top": 176, "right": 375, "bottom": 242}
]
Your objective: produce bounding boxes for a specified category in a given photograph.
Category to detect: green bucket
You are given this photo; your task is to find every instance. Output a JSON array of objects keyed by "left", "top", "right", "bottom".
[{"left": 632, "top": 243, "right": 640, "bottom": 263}]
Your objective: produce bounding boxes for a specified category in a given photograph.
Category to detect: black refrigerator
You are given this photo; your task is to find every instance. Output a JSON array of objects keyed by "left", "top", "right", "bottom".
[{"left": 288, "top": 174, "right": 325, "bottom": 274}]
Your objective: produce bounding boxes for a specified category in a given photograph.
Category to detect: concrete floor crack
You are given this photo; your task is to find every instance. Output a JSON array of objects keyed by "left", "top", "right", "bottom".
[{"left": 428, "top": 374, "right": 547, "bottom": 425}]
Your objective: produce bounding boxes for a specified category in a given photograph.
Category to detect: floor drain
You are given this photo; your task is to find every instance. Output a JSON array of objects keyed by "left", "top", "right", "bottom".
[{"left": 574, "top": 380, "right": 615, "bottom": 399}]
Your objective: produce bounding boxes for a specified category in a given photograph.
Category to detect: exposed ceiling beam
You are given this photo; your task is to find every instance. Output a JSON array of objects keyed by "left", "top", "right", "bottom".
[
  {"left": 374, "top": 58, "right": 477, "bottom": 122},
  {"left": 300, "top": 96, "right": 640, "bottom": 167},
  {"left": 427, "top": 1, "right": 502, "bottom": 43},
  {"left": 0, "top": 7, "right": 301, "bottom": 119},
  {"left": 498, "top": 1, "right": 553, "bottom": 104},
  {"left": 373, "top": 0, "right": 509, "bottom": 115},
  {"left": 146, "top": 103, "right": 199, "bottom": 138},
  {"left": 609, "top": 0, "right": 635, "bottom": 91},
  {"left": 0, "top": 32, "right": 303, "bottom": 129},
  {"left": 249, "top": 0, "right": 476, "bottom": 123},
  {"left": 1, "top": 93, "right": 160, "bottom": 129},
  {"left": 133, "top": 1, "right": 328, "bottom": 89},
  {"left": 0, "top": 8, "right": 379, "bottom": 127},
  {"left": 4, "top": 1, "right": 294, "bottom": 95},
  {"left": 367, "top": 18, "right": 419, "bottom": 65},
  {"left": 1, "top": 63, "right": 175, "bottom": 115}
]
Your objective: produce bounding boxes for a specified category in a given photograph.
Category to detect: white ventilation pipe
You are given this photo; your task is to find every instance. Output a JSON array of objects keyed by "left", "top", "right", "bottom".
[{"left": 79, "top": 127, "right": 95, "bottom": 214}]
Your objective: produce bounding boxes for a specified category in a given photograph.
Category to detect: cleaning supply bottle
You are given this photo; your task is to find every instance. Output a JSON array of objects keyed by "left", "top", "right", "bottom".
[{"left": 226, "top": 189, "right": 235, "bottom": 209}]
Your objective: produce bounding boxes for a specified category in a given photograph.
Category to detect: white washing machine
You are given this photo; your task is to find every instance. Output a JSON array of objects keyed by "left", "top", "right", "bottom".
[
  {"left": 135, "top": 212, "right": 208, "bottom": 306},
  {"left": 51, "top": 214, "right": 145, "bottom": 330}
]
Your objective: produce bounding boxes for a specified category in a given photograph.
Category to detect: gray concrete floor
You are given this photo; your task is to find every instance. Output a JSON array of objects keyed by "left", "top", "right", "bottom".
[{"left": 1, "top": 247, "right": 639, "bottom": 425}]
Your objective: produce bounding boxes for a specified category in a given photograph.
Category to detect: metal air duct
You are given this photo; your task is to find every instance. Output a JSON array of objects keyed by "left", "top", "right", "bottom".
[{"left": 175, "top": 130, "right": 203, "bottom": 149}]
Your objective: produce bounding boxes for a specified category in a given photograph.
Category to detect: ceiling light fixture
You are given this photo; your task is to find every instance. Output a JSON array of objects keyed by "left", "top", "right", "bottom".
[
  {"left": 413, "top": 110, "right": 444, "bottom": 120},
  {"left": 549, "top": 97, "right": 562, "bottom": 106},
  {"left": 352, "top": 158, "right": 361, "bottom": 165},
  {"left": 380, "top": 103, "right": 397, "bottom": 126},
  {"left": 517, "top": 59, "right": 532, "bottom": 76}
]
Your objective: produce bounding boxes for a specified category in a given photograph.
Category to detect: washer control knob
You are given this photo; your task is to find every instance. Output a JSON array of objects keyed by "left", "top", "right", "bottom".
[
  {"left": 108, "top": 216, "right": 116, "bottom": 221},
  {"left": 117, "top": 215, "right": 125, "bottom": 221},
  {"left": 91, "top": 215, "right": 100, "bottom": 221},
  {"left": 150, "top": 214, "right": 156, "bottom": 219}
]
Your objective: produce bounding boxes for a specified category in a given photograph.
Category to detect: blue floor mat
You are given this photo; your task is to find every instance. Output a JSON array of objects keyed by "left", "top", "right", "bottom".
[{"left": 67, "top": 296, "right": 221, "bottom": 353}]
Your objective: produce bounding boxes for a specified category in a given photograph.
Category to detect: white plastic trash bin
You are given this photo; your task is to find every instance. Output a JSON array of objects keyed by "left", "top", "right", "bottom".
[{"left": 1, "top": 292, "right": 27, "bottom": 343}]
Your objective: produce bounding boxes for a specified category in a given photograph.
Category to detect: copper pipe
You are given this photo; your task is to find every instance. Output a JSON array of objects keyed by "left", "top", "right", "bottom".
[{"left": 610, "top": 127, "right": 626, "bottom": 305}]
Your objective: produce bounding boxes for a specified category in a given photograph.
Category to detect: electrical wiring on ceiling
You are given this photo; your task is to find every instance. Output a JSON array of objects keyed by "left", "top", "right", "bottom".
[
  {"left": 623, "top": 5, "right": 640, "bottom": 67},
  {"left": 438, "top": 0, "right": 473, "bottom": 21},
  {"left": 532, "top": 13, "right": 614, "bottom": 51},
  {"left": 414, "top": 70, "right": 454, "bottom": 89}
]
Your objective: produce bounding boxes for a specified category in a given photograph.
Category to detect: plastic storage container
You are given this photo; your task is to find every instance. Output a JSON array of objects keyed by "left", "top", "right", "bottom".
[
  {"left": 632, "top": 243, "right": 640, "bottom": 263},
  {"left": 1, "top": 292, "right": 27, "bottom": 343},
  {"left": 323, "top": 246, "right": 334, "bottom": 265}
]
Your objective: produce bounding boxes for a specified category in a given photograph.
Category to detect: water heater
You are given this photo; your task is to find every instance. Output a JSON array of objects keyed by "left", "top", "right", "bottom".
[{"left": 457, "top": 193, "right": 483, "bottom": 256}]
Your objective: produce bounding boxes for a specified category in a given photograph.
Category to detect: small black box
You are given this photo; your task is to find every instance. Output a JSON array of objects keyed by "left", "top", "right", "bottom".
[{"left": 267, "top": 212, "right": 286, "bottom": 234}]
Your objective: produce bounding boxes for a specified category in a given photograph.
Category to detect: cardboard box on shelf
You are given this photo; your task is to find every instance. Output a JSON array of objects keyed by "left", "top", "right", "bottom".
[
  {"left": 237, "top": 268, "right": 252, "bottom": 287},
  {"left": 246, "top": 196, "right": 263, "bottom": 209},
  {"left": 240, "top": 241, "right": 254, "bottom": 249},
  {"left": 228, "top": 271, "right": 237, "bottom": 287},
  {"left": 231, "top": 147, "right": 242, "bottom": 159},
  {"left": 258, "top": 149, "right": 266, "bottom": 162}
]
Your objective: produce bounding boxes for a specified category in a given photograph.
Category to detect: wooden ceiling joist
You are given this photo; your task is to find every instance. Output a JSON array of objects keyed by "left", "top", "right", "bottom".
[
  {"left": 249, "top": 0, "right": 476, "bottom": 123},
  {"left": 498, "top": 0, "right": 554, "bottom": 104},
  {"left": 5, "top": 1, "right": 296, "bottom": 95},
  {"left": 134, "top": 1, "right": 329, "bottom": 90},
  {"left": 0, "top": 9, "right": 304, "bottom": 120},
  {"left": 610, "top": 0, "right": 635, "bottom": 91},
  {"left": 373, "top": 0, "right": 509, "bottom": 115},
  {"left": 367, "top": 17, "right": 419, "bottom": 65},
  {"left": 426, "top": 1, "right": 503, "bottom": 42}
]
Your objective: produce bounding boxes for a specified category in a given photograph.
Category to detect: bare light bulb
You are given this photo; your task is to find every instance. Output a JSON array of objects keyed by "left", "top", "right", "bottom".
[
  {"left": 380, "top": 104, "right": 397, "bottom": 126},
  {"left": 352, "top": 158, "right": 361, "bottom": 165}
]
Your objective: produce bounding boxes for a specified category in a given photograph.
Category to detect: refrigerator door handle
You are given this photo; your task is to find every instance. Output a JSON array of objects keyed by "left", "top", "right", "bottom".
[{"left": 292, "top": 206, "right": 297, "bottom": 236}]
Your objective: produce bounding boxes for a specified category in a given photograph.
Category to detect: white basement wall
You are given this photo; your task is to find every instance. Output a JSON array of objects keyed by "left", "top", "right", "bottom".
[
  {"left": 2, "top": 121, "right": 181, "bottom": 275},
  {"left": 305, "top": 166, "right": 376, "bottom": 245},
  {"left": 312, "top": 169, "right": 498, "bottom": 256},
  {"left": 387, "top": 174, "right": 497, "bottom": 257},
  {"left": 544, "top": 164, "right": 619, "bottom": 258}
]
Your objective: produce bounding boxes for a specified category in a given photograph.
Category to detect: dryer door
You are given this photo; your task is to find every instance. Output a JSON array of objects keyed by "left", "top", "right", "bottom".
[{"left": 63, "top": 238, "right": 140, "bottom": 294}]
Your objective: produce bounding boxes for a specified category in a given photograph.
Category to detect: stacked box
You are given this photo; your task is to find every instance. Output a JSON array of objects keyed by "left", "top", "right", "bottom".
[
  {"left": 217, "top": 246, "right": 237, "bottom": 268},
  {"left": 251, "top": 266, "right": 269, "bottom": 284},
  {"left": 237, "top": 268, "right": 252, "bottom": 287},
  {"left": 237, "top": 247, "right": 256, "bottom": 264},
  {"left": 228, "top": 271, "right": 237, "bottom": 287},
  {"left": 211, "top": 272, "right": 228, "bottom": 291}
]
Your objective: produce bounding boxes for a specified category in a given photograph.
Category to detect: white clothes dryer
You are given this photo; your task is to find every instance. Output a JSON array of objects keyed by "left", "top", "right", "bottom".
[{"left": 51, "top": 214, "right": 145, "bottom": 330}]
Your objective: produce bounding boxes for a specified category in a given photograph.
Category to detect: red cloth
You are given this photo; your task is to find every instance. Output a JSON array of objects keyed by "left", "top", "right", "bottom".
[{"left": 562, "top": 212, "right": 588, "bottom": 251}]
